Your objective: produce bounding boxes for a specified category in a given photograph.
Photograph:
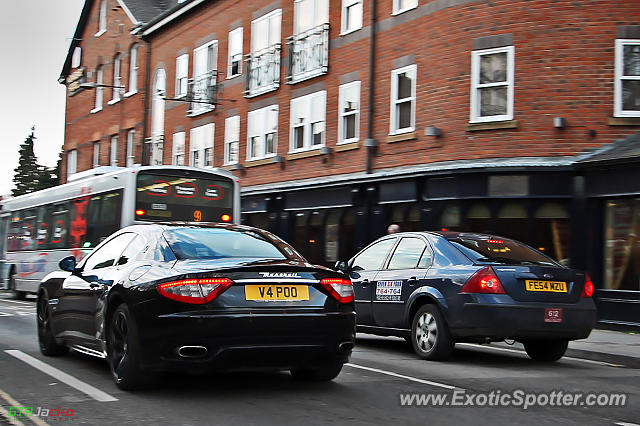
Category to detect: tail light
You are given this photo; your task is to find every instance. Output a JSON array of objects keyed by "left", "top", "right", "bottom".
[
  {"left": 582, "top": 274, "right": 594, "bottom": 298},
  {"left": 158, "top": 278, "right": 233, "bottom": 304},
  {"left": 460, "top": 266, "right": 506, "bottom": 294},
  {"left": 320, "top": 277, "right": 354, "bottom": 303}
]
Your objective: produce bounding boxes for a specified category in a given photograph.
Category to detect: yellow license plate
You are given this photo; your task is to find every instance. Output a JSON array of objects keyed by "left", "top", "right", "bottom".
[
  {"left": 525, "top": 280, "right": 568, "bottom": 293},
  {"left": 245, "top": 285, "right": 309, "bottom": 301}
]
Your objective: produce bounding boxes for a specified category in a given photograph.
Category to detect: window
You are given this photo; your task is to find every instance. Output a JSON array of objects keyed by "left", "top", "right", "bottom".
[
  {"left": 110, "top": 135, "right": 118, "bottom": 166},
  {"left": 84, "top": 233, "right": 136, "bottom": 271},
  {"left": 117, "top": 235, "right": 145, "bottom": 266},
  {"left": 390, "top": 64, "right": 416, "bottom": 134},
  {"left": 338, "top": 81, "right": 360, "bottom": 144},
  {"left": 93, "top": 66, "right": 103, "bottom": 112},
  {"left": 190, "top": 41, "right": 218, "bottom": 115},
  {"left": 190, "top": 123, "right": 215, "bottom": 168},
  {"left": 615, "top": 39, "right": 640, "bottom": 117},
  {"left": 351, "top": 238, "right": 397, "bottom": 271},
  {"left": 248, "top": 106, "right": 278, "bottom": 160},
  {"left": 253, "top": 10, "right": 282, "bottom": 53},
  {"left": 128, "top": 45, "right": 138, "bottom": 95},
  {"left": 111, "top": 54, "right": 123, "bottom": 102},
  {"left": 294, "top": 0, "right": 328, "bottom": 35},
  {"left": 67, "top": 150, "right": 77, "bottom": 178},
  {"left": 71, "top": 47, "right": 82, "bottom": 68},
  {"left": 246, "top": 10, "right": 282, "bottom": 96},
  {"left": 224, "top": 116, "right": 240, "bottom": 165},
  {"left": 172, "top": 131, "right": 186, "bottom": 166},
  {"left": 470, "top": 45, "right": 515, "bottom": 123},
  {"left": 387, "top": 238, "right": 427, "bottom": 270},
  {"left": 228, "top": 28, "right": 243, "bottom": 78},
  {"left": 393, "top": 0, "right": 418, "bottom": 15},
  {"left": 86, "top": 190, "right": 123, "bottom": 246},
  {"left": 176, "top": 54, "right": 189, "bottom": 98},
  {"left": 126, "top": 129, "right": 135, "bottom": 167},
  {"left": 151, "top": 69, "right": 166, "bottom": 165},
  {"left": 289, "top": 91, "right": 326, "bottom": 151},
  {"left": 93, "top": 142, "right": 100, "bottom": 167},
  {"left": 96, "top": 0, "right": 107, "bottom": 36},
  {"left": 289, "top": 0, "right": 329, "bottom": 83},
  {"left": 341, "top": 0, "right": 362, "bottom": 34}
]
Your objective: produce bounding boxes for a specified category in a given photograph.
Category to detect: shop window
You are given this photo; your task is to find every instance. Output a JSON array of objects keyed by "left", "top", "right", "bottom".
[
  {"left": 604, "top": 199, "right": 640, "bottom": 290},
  {"left": 307, "top": 211, "right": 324, "bottom": 264},
  {"left": 406, "top": 205, "right": 421, "bottom": 231},
  {"left": 441, "top": 204, "right": 461, "bottom": 231},
  {"left": 465, "top": 203, "right": 491, "bottom": 233},
  {"left": 495, "top": 202, "right": 527, "bottom": 243},
  {"left": 325, "top": 211, "right": 339, "bottom": 263},
  {"left": 340, "top": 208, "right": 357, "bottom": 261},
  {"left": 534, "top": 203, "right": 569, "bottom": 263}
]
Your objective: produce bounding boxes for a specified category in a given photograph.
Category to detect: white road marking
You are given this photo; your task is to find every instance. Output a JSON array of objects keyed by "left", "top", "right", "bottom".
[
  {"left": 0, "top": 404, "right": 26, "bottom": 426},
  {"left": 0, "top": 388, "right": 49, "bottom": 426},
  {"left": 457, "top": 343, "right": 626, "bottom": 368},
  {"left": 0, "top": 299, "right": 32, "bottom": 306},
  {"left": 5, "top": 350, "right": 118, "bottom": 402},
  {"left": 345, "top": 363, "right": 461, "bottom": 390},
  {"left": 615, "top": 422, "right": 640, "bottom": 426}
]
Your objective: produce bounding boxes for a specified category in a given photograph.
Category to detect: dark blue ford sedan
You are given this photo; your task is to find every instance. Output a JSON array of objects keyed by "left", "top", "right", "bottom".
[{"left": 336, "top": 232, "right": 596, "bottom": 361}]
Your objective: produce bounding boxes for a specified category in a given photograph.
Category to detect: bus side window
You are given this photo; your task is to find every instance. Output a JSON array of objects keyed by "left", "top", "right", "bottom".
[
  {"left": 20, "top": 210, "right": 37, "bottom": 252},
  {"left": 50, "top": 203, "right": 70, "bottom": 249},
  {"left": 69, "top": 196, "right": 90, "bottom": 248},
  {"left": 86, "top": 190, "right": 123, "bottom": 247},
  {"left": 36, "top": 206, "right": 49, "bottom": 248},
  {"left": 8, "top": 214, "right": 21, "bottom": 252},
  {"left": 0, "top": 216, "right": 9, "bottom": 255}
]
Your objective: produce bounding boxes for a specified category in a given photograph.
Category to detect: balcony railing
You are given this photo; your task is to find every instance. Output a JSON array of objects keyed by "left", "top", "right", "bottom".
[
  {"left": 286, "top": 23, "right": 330, "bottom": 84},
  {"left": 244, "top": 43, "right": 282, "bottom": 98},
  {"left": 187, "top": 70, "right": 218, "bottom": 116}
]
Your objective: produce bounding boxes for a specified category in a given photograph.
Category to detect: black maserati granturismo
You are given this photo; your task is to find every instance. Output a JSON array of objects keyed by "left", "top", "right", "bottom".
[{"left": 36, "top": 223, "right": 355, "bottom": 390}]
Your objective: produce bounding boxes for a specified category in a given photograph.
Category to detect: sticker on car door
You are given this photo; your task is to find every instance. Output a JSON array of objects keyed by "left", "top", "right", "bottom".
[{"left": 376, "top": 281, "right": 402, "bottom": 301}]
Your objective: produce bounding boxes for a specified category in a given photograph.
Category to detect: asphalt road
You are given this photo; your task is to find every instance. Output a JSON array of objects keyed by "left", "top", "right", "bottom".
[{"left": 0, "top": 293, "right": 638, "bottom": 426}]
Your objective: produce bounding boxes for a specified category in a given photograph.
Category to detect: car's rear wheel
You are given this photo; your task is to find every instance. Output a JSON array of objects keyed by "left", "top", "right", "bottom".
[
  {"left": 523, "top": 339, "right": 568, "bottom": 362},
  {"left": 37, "top": 293, "right": 68, "bottom": 356},
  {"left": 108, "top": 303, "right": 152, "bottom": 390},
  {"left": 10, "top": 273, "right": 26, "bottom": 300},
  {"left": 410, "top": 305, "right": 454, "bottom": 361},
  {"left": 290, "top": 362, "right": 344, "bottom": 381}
]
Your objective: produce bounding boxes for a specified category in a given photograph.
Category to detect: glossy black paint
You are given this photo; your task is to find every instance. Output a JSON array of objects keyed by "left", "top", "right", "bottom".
[
  {"left": 344, "top": 231, "right": 596, "bottom": 342},
  {"left": 37, "top": 223, "right": 355, "bottom": 373}
]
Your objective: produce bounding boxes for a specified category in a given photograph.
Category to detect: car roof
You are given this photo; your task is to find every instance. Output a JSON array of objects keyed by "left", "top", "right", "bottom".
[{"left": 388, "top": 231, "right": 511, "bottom": 241}]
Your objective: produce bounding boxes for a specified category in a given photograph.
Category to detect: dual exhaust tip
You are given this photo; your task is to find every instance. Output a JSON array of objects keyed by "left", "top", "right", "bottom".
[{"left": 178, "top": 342, "right": 354, "bottom": 358}]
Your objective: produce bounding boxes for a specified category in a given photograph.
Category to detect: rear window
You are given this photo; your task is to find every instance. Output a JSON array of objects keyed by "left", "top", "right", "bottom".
[
  {"left": 448, "top": 236, "right": 559, "bottom": 266},
  {"left": 163, "top": 227, "right": 298, "bottom": 261}
]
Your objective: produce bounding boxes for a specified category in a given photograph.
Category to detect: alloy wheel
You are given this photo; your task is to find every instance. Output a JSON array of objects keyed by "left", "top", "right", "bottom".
[{"left": 415, "top": 312, "right": 438, "bottom": 353}]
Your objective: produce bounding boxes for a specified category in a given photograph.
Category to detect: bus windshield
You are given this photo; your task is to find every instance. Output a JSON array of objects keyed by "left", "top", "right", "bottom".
[{"left": 135, "top": 172, "right": 234, "bottom": 223}]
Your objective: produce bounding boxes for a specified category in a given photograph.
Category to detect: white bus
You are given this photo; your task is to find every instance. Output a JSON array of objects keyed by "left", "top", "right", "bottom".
[{"left": 0, "top": 165, "right": 240, "bottom": 298}]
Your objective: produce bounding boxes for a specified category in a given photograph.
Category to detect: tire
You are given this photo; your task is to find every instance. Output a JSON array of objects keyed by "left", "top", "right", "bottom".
[
  {"left": 107, "top": 303, "right": 153, "bottom": 390},
  {"left": 290, "top": 362, "right": 344, "bottom": 381},
  {"left": 37, "top": 293, "right": 68, "bottom": 356},
  {"left": 10, "top": 274, "right": 26, "bottom": 300},
  {"left": 523, "top": 339, "right": 568, "bottom": 362},
  {"left": 410, "top": 305, "right": 454, "bottom": 361}
]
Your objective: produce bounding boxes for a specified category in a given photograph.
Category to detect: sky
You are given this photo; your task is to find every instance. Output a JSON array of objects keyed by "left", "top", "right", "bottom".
[{"left": 0, "top": 0, "right": 85, "bottom": 197}]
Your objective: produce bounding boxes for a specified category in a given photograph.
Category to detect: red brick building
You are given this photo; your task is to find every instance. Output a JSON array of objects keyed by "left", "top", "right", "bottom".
[{"left": 60, "top": 0, "right": 640, "bottom": 326}]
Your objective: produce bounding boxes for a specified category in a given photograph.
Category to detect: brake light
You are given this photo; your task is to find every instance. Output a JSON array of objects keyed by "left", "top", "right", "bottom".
[
  {"left": 158, "top": 278, "right": 233, "bottom": 304},
  {"left": 320, "top": 277, "right": 354, "bottom": 303},
  {"left": 486, "top": 239, "right": 504, "bottom": 244},
  {"left": 460, "top": 266, "right": 506, "bottom": 294},
  {"left": 135, "top": 209, "right": 146, "bottom": 216},
  {"left": 221, "top": 214, "right": 231, "bottom": 222},
  {"left": 582, "top": 274, "right": 594, "bottom": 298}
]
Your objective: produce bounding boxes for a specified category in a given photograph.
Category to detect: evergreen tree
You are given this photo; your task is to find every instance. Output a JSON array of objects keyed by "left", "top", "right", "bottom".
[{"left": 11, "top": 128, "right": 60, "bottom": 196}]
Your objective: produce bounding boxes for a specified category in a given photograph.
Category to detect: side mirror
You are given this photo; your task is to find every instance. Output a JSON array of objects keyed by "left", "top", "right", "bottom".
[
  {"left": 334, "top": 260, "right": 349, "bottom": 273},
  {"left": 59, "top": 256, "right": 77, "bottom": 273}
]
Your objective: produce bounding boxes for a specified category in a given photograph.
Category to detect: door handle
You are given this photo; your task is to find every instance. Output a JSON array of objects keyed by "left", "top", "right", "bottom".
[
  {"left": 361, "top": 279, "right": 370, "bottom": 287},
  {"left": 407, "top": 277, "right": 418, "bottom": 285},
  {"left": 89, "top": 282, "right": 101, "bottom": 289}
]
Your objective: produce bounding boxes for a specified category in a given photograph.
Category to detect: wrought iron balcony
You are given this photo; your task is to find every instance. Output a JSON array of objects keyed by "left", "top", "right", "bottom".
[
  {"left": 187, "top": 70, "right": 218, "bottom": 116},
  {"left": 244, "top": 43, "right": 282, "bottom": 98},
  {"left": 286, "top": 23, "right": 330, "bottom": 84}
]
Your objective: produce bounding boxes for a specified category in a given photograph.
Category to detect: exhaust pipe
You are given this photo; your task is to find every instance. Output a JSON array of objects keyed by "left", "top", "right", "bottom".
[
  {"left": 177, "top": 345, "right": 208, "bottom": 358},
  {"left": 338, "top": 342, "right": 354, "bottom": 353}
]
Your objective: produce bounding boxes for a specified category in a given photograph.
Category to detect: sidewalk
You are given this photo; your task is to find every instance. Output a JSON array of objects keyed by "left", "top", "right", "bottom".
[{"left": 493, "top": 329, "right": 640, "bottom": 368}]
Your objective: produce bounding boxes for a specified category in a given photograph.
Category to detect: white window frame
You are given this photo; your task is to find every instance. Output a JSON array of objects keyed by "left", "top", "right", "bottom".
[
  {"left": 175, "top": 54, "right": 189, "bottom": 98},
  {"left": 392, "top": 0, "right": 418, "bottom": 16},
  {"left": 109, "top": 54, "right": 123, "bottom": 103},
  {"left": 294, "top": 0, "right": 329, "bottom": 35},
  {"left": 615, "top": 39, "right": 640, "bottom": 118},
  {"left": 91, "top": 66, "right": 103, "bottom": 113},
  {"left": 389, "top": 64, "right": 417, "bottom": 135},
  {"left": 67, "top": 150, "right": 77, "bottom": 178},
  {"left": 96, "top": 0, "right": 107, "bottom": 37},
  {"left": 289, "top": 90, "right": 326, "bottom": 153},
  {"left": 190, "top": 40, "right": 218, "bottom": 116},
  {"left": 338, "top": 81, "right": 361, "bottom": 144},
  {"left": 227, "top": 27, "right": 243, "bottom": 78},
  {"left": 92, "top": 142, "right": 100, "bottom": 167},
  {"left": 126, "top": 45, "right": 138, "bottom": 96},
  {"left": 172, "top": 131, "right": 186, "bottom": 166},
  {"left": 224, "top": 116, "right": 240, "bottom": 165},
  {"left": 470, "top": 45, "right": 515, "bottom": 123},
  {"left": 340, "top": 0, "right": 363, "bottom": 35},
  {"left": 126, "top": 129, "right": 135, "bottom": 167},
  {"left": 71, "top": 47, "right": 82, "bottom": 68},
  {"left": 189, "top": 123, "right": 215, "bottom": 168},
  {"left": 110, "top": 135, "right": 118, "bottom": 166},
  {"left": 247, "top": 105, "right": 279, "bottom": 160}
]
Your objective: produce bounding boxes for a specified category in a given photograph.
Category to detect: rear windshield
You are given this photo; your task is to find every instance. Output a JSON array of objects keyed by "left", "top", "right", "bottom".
[
  {"left": 448, "top": 236, "right": 560, "bottom": 266},
  {"left": 163, "top": 227, "right": 297, "bottom": 261}
]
